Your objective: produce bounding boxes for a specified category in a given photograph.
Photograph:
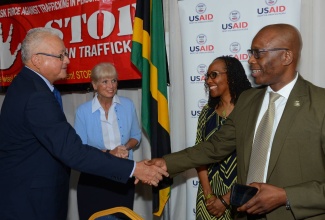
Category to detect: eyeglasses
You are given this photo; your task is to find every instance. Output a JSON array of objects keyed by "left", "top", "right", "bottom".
[
  {"left": 205, "top": 71, "right": 226, "bottom": 80},
  {"left": 247, "top": 48, "right": 288, "bottom": 59},
  {"left": 36, "top": 52, "right": 69, "bottom": 61}
]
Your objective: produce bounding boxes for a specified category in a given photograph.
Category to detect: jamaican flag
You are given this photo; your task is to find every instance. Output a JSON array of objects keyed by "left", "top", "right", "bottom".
[{"left": 131, "top": 0, "right": 172, "bottom": 216}]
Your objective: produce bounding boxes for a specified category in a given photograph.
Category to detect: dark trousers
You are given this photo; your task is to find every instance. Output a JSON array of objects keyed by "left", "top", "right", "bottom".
[{"left": 77, "top": 173, "right": 135, "bottom": 220}]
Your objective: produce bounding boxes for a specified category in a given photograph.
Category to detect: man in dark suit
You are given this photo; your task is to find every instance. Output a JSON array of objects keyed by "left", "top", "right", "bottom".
[
  {"left": 147, "top": 23, "right": 325, "bottom": 220},
  {"left": 0, "top": 27, "right": 168, "bottom": 220}
]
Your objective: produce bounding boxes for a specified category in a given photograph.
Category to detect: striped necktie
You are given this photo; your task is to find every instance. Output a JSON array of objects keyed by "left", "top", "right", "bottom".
[{"left": 246, "top": 92, "right": 281, "bottom": 184}]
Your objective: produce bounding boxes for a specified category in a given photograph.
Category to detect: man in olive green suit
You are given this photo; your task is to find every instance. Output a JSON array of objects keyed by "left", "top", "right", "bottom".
[{"left": 147, "top": 24, "right": 325, "bottom": 220}]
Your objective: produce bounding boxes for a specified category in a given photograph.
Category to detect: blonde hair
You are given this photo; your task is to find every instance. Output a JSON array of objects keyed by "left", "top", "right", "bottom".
[{"left": 91, "top": 62, "right": 117, "bottom": 83}]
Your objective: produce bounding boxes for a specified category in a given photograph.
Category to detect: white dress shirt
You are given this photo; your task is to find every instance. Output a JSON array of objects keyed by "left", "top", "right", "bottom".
[
  {"left": 254, "top": 73, "right": 298, "bottom": 182},
  {"left": 92, "top": 94, "right": 122, "bottom": 150}
]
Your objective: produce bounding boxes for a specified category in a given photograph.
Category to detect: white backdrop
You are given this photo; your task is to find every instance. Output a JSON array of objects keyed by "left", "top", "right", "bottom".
[
  {"left": 0, "top": 0, "right": 324, "bottom": 219},
  {"left": 178, "top": 1, "right": 300, "bottom": 219}
]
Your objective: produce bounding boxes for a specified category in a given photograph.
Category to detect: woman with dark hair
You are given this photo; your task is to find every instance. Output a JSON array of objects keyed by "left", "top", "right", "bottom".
[{"left": 195, "top": 56, "right": 251, "bottom": 220}]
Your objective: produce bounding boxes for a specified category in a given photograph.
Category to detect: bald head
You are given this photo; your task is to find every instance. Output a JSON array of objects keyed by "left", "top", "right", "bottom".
[
  {"left": 249, "top": 24, "right": 303, "bottom": 90},
  {"left": 254, "top": 23, "right": 302, "bottom": 64}
]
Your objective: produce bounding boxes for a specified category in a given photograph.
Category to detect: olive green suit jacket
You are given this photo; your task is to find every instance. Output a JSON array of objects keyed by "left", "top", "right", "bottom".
[{"left": 164, "top": 75, "right": 325, "bottom": 220}]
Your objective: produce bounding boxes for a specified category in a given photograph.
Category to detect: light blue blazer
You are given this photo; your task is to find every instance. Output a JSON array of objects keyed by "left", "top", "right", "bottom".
[{"left": 74, "top": 95, "right": 141, "bottom": 160}]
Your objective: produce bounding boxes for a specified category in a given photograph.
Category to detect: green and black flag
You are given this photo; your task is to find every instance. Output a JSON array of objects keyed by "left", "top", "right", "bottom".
[{"left": 131, "top": 0, "right": 172, "bottom": 216}]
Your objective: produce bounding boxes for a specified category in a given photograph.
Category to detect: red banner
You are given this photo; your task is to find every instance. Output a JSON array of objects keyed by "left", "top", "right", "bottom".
[{"left": 0, "top": 0, "right": 140, "bottom": 89}]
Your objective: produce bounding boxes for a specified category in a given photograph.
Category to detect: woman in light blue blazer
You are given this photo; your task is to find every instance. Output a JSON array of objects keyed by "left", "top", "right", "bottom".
[{"left": 74, "top": 62, "right": 141, "bottom": 220}]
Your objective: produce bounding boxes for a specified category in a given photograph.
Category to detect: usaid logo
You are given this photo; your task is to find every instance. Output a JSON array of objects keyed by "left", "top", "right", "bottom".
[
  {"left": 196, "top": 3, "right": 206, "bottom": 14},
  {"left": 197, "top": 64, "right": 207, "bottom": 75},
  {"left": 189, "top": 3, "right": 213, "bottom": 23},
  {"left": 222, "top": 10, "right": 248, "bottom": 32},
  {"left": 265, "top": 0, "right": 277, "bottom": 6},
  {"left": 190, "top": 64, "right": 206, "bottom": 83},
  {"left": 191, "top": 99, "right": 207, "bottom": 117},
  {"left": 229, "top": 42, "right": 241, "bottom": 53},
  {"left": 257, "top": 0, "right": 286, "bottom": 16},
  {"left": 192, "top": 180, "right": 199, "bottom": 187},
  {"left": 189, "top": 34, "right": 214, "bottom": 53},
  {"left": 188, "top": 14, "right": 214, "bottom": 23},
  {"left": 196, "top": 34, "right": 207, "bottom": 45},
  {"left": 198, "top": 99, "right": 207, "bottom": 109},
  {"left": 225, "top": 42, "right": 249, "bottom": 61},
  {"left": 229, "top": 10, "right": 240, "bottom": 22}
]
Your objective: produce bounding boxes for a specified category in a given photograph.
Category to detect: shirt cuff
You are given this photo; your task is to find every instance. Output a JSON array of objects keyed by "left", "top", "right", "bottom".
[{"left": 130, "top": 161, "right": 136, "bottom": 177}]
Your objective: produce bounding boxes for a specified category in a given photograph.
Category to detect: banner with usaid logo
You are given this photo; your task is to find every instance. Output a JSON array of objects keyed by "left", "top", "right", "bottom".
[{"left": 178, "top": 0, "right": 300, "bottom": 219}]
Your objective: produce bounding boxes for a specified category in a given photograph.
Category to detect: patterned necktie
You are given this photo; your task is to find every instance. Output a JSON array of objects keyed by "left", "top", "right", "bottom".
[
  {"left": 246, "top": 92, "right": 281, "bottom": 184},
  {"left": 53, "top": 87, "right": 63, "bottom": 111}
]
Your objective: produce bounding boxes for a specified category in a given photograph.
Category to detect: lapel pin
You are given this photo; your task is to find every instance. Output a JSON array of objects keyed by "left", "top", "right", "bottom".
[{"left": 294, "top": 101, "right": 300, "bottom": 107}]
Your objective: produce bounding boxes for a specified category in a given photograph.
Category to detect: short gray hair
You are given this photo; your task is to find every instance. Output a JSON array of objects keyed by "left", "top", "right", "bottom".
[{"left": 21, "top": 27, "right": 60, "bottom": 64}]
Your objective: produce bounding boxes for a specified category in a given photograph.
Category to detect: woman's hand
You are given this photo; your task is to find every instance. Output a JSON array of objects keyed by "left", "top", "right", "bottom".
[
  {"left": 108, "top": 145, "right": 129, "bottom": 158},
  {"left": 206, "top": 194, "right": 227, "bottom": 218}
]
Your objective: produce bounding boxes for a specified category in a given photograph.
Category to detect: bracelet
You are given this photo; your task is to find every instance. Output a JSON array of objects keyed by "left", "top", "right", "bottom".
[
  {"left": 205, "top": 193, "right": 216, "bottom": 201},
  {"left": 217, "top": 195, "right": 230, "bottom": 209}
]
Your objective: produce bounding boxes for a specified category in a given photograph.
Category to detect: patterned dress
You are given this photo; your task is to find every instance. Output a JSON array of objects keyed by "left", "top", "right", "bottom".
[{"left": 196, "top": 104, "right": 237, "bottom": 220}]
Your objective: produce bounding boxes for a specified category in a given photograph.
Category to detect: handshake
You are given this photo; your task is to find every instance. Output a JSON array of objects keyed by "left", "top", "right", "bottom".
[
  {"left": 133, "top": 158, "right": 168, "bottom": 186},
  {"left": 105, "top": 148, "right": 169, "bottom": 186}
]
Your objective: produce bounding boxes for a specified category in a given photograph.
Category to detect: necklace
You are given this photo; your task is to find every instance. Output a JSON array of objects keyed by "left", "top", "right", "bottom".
[
  {"left": 219, "top": 103, "right": 233, "bottom": 119},
  {"left": 221, "top": 109, "right": 227, "bottom": 119},
  {"left": 216, "top": 101, "right": 234, "bottom": 119},
  {"left": 215, "top": 107, "right": 227, "bottom": 119}
]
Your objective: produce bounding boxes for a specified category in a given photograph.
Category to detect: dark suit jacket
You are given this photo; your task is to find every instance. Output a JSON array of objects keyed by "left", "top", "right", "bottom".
[
  {"left": 164, "top": 75, "right": 325, "bottom": 220},
  {"left": 0, "top": 67, "right": 134, "bottom": 220}
]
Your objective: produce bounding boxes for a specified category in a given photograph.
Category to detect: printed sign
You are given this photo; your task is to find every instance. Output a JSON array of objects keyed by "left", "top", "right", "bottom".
[{"left": 0, "top": 0, "right": 140, "bottom": 91}]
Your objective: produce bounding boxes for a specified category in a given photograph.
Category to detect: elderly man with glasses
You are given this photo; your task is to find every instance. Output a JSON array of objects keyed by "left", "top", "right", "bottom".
[{"left": 0, "top": 27, "right": 168, "bottom": 220}]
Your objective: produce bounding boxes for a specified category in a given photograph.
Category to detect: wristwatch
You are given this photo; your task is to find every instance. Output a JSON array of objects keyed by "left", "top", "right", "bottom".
[{"left": 286, "top": 198, "right": 291, "bottom": 210}]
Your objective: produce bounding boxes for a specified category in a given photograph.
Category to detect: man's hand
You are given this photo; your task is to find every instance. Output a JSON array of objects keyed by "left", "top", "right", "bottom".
[
  {"left": 145, "top": 158, "right": 167, "bottom": 171},
  {"left": 133, "top": 159, "right": 169, "bottom": 186},
  {"left": 237, "top": 183, "right": 287, "bottom": 215}
]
